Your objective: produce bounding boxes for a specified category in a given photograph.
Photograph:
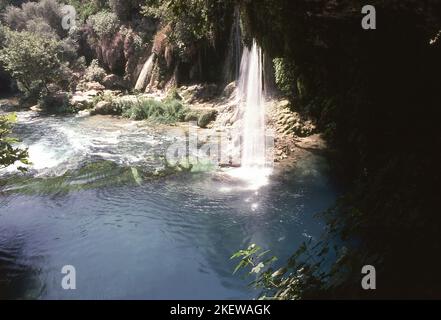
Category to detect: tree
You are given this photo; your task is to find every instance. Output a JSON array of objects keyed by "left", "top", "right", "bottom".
[
  {"left": 0, "top": 113, "right": 29, "bottom": 172},
  {"left": 0, "top": 28, "right": 65, "bottom": 94},
  {"left": 86, "top": 11, "right": 120, "bottom": 39},
  {"left": 142, "top": 0, "right": 233, "bottom": 58},
  {"left": 2, "top": 0, "right": 65, "bottom": 37}
]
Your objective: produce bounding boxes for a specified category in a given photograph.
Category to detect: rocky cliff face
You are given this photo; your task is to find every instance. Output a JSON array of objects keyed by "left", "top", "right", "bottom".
[
  {"left": 240, "top": 0, "right": 441, "bottom": 174},
  {"left": 239, "top": 0, "right": 441, "bottom": 298}
]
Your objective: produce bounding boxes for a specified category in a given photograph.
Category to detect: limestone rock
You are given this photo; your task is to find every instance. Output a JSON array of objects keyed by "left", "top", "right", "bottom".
[
  {"left": 0, "top": 98, "right": 19, "bottom": 111},
  {"left": 30, "top": 104, "right": 43, "bottom": 112},
  {"left": 222, "top": 82, "right": 236, "bottom": 98},
  {"left": 180, "top": 84, "right": 219, "bottom": 103},
  {"left": 82, "top": 90, "right": 100, "bottom": 97},
  {"left": 198, "top": 109, "right": 218, "bottom": 128},
  {"left": 91, "top": 101, "right": 114, "bottom": 115},
  {"left": 70, "top": 94, "right": 94, "bottom": 111},
  {"left": 103, "top": 90, "right": 123, "bottom": 97},
  {"left": 102, "top": 74, "right": 129, "bottom": 90},
  {"left": 85, "top": 82, "right": 105, "bottom": 91},
  {"left": 77, "top": 109, "right": 91, "bottom": 117},
  {"left": 269, "top": 98, "right": 316, "bottom": 137}
]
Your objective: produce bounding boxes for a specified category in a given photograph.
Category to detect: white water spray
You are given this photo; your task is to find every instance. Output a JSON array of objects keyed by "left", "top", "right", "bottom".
[
  {"left": 241, "top": 41, "right": 266, "bottom": 168},
  {"left": 227, "top": 40, "right": 273, "bottom": 190}
]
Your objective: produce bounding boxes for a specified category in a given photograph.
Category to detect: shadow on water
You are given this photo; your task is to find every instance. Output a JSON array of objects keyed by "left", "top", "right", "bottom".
[{"left": 0, "top": 231, "right": 45, "bottom": 299}]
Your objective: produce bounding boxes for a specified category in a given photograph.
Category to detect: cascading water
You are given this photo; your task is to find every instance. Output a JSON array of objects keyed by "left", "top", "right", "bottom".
[
  {"left": 227, "top": 40, "right": 273, "bottom": 190},
  {"left": 135, "top": 53, "right": 155, "bottom": 91},
  {"left": 241, "top": 41, "right": 266, "bottom": 169}
]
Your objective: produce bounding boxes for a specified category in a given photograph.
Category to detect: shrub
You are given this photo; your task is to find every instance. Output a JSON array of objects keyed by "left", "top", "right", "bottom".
[
  {"left": 0, "top": 21, "right": 5, "bottom": 43},
  {"left": 109, "top": 0, "right": 129, "bottom": 20},
  {"left": 109, "top": 0, "right": 146, "bottom": 19},
  {"left": 0, "top": 28, "right": 66, "bottom": 95},
  {"left": 0, "top": 113, "right": 29, "bottom": 172},
  {"left": 92, "top": 91, "right": 115, "bottom": 107},
  {"left": 165, "top": 87, "right": 182, "bottom": 101},
  {"left": 38, "top": 91, "right": 72, "bottom": 114},
  {"left": 141, "top": 0, "right": 233, "bottom": 60},
  {"left": 66, "top": 0, "right": 102, "bottom": 23},
  {"left": 84, "top": 59, "right": 106, "bottom": 82},
  {"left": 119, "top": 25, "right": 144, "bottom": 52},
  {"left": 87, "top": 11, "right": 120, "bottom": 39},
  {"left": 273, "top": 57, "right": 297, "bottom": 97},
  {"left": 2, "top": 0, "right": 64, "bottom": 37},
  {"left": 2, "top": 5, "right": 27, "bottom": 30},
  {"left": 24, "top": 16, "right": 58, "bottom": 38},
  {"left": 122, "top": 97, "right": 189, "bottom": 123}
]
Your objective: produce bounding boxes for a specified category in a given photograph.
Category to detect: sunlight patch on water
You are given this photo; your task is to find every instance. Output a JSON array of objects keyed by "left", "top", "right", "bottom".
[{"left": 218, "top": 167, "right": 273, "bottom": 192}]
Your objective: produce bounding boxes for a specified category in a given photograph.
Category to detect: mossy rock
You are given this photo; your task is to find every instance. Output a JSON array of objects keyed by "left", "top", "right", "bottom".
[
  {"left": 184, "top": 111, "right": 200, "bottom": 122},
  {"left": 39, "top": 92, "right": 72, "bottom": 114},
  {"left": 166, "top": 88, "right": 183, "bottom": 101},
  {"left": 197, "top": 109, "right": 218, "bottom": 128}
]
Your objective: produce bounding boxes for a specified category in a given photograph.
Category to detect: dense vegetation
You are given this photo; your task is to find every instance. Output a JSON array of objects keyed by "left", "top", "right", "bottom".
[
  {"left": 0, "top": 113, "right": 28, "bottom": 171},
  {"left": 1, "top": 0, "right": 440, "bottom": 299},
  {"left": 0, "top": 0, "right": 235, "bottom": 99},
  {"left": 235, "top": 0, "right": 441, "bottom": 299},
  {"left": 121, "top": 97, "right": 188, "bottom": 123}
]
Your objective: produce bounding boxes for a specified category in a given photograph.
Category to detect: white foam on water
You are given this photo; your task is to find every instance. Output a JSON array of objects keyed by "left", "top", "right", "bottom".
[{"left": 27, "top": 143, "right": 68, "bottom": 170}]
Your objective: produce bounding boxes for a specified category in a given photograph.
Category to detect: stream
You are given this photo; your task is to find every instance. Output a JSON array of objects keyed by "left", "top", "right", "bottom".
[{"left": 0, "top": 111, "right": 339, "bottom": 299}]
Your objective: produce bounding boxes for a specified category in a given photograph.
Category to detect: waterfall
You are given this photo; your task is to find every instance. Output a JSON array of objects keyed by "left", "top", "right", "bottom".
[
  {"left": 226, "top": 40, "right": 272, "bottom": 190},
  {"left": 135, "top": 53, "right": 155, "bottom": 91},
  {"left": 240, "top": 41, "right": 266, "bottom": 169}
]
